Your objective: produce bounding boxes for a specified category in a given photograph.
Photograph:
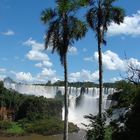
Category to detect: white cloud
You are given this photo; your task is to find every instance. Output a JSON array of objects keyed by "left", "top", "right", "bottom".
[
  {"left": 42, "top": 61, "right": 53, "bottom": 67},
  {"left": 69, "top": 70, "right": 99, "bottom": 82},
  {"left": 38, "top": 68, "right": 56, "bottom": 78},
  {"left": 84, "top": 56, "right": 94, "bottom": 62},
  {"left": 35, "top": 61, "right": 53, "bottom": 68},
  {"left": 35, "top": 63, "right": 43, "bottom": 68},
  {"left": 110, "top": 77, "right": 122, "bottom": 83},
  {"left": 108, "top": 11, "right": 140, "bottom": 36},
  {"left": 94, "top": 50, "right": 140, "bottom": 71},
  {"left": 127, "top": 58, "right": 140, "bottom": 69},
  {"left": 23, "top": 38, "right": 44, "bottom": 51},
  {"left": 94, "top": 50, "right": 125, "bottom": 71},
  {"left": 69, "top": 72, "right": 81, "bottom": 82},
  {"left": 2, "top": 30, "right": 15, "bottom": 36},
  {"left": 36, "top": 68, "right": 59, "bottom": 83},
  {"left": 0, "top": 68, "right": 6, "bottom": 73},
  {"left": 16, "top": 72, "right": 33, "bottom": 82},
  {"left": 24, "top": 38, "right": 53, "bottom": 68},
  {"left": 26, "top": 50, "right": 49, "bottom": 61},
  {"left": 68, "top": 46, "right": 77, "bottom": 55}
]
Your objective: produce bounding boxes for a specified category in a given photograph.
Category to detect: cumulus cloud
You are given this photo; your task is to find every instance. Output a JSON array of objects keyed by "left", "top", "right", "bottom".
[
  {"left": 26, "top": 50, "right": 49, "bottom": 61},
  {"left": 35, "top": 63, "right": 43, "bottom": 68},
  {"left": 84, "top": 56, "right": 94, "bottom": 62},
  {"left": 16, "top": 72, "right": 33, "bottom": 82},
  {"left": 110, "top": 77, "right": 122, "bottom": 83},
  {"left": 69, "top": 70, "right": 99, "bottom": 82},
  {"left": 108, "top": 11, "right": 140, "bottom": 36},
  {"left": 37, "top": 68, "right": 56, "bottom": 78},
  {"left": 2, "top": 30, "right": 15, "bottom": 36},
  {"left": 36, "top": 68, "right": 59, "bottom": 83},
  {"left": 94, "top": 50, "right": 140, "bottom": 71},
  {"left": 0, "top": 68, "right": 6, "bottom": 73},
  {"left": 94, "top": 50, "right": 125, "bottom": 71},
  {"left": 24, "top": 38, "right": 53, "bottom": 68},
  {"left": 23, "top": 38, "right": 44, "bottom": 51},
  {"left": 68, "top": 46, "right": 77, "bottom": 55}
]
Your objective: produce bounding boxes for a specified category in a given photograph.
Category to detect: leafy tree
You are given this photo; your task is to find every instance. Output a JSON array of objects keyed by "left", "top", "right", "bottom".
[
  {"left": 84, "top": 113, "right": 106, "bottom": 140},
  {"left": 41, "top": 1, "right": 87, "bottom": 140}
]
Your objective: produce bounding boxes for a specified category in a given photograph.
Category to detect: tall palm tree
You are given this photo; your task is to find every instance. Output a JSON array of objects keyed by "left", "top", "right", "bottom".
[
  {"left": 86, "top": 0, "right": 124, "bottom": 138},
  {"left": 41, "top": 1, "right": 87, "bottom": 140}
]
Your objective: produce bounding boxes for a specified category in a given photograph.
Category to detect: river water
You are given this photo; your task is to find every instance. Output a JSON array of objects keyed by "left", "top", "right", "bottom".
[{"left": 0, "top": 130, "right": 86, "bottom": 140}]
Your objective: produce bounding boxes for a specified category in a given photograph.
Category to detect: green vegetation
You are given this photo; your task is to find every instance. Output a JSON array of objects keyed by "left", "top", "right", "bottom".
[
  {"left": 25, "top": 118, "right": 78, "bottom": 135},
  {"left": 105, "top": 79, "right": 140, "bottom": 140},
  {"left": 0, "top": 81, "right": 78, "bottom": 136},
  {"left": 0, "top": 121, "right": 25, "bottom": 136},
  {"left": 6, "top": 122, "right": 25, "bottom": 136}
]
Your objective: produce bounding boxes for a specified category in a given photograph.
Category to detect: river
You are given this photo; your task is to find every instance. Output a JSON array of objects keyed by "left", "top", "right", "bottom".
[{"left": 0, "top": 130, "right": 86, "bottom": 140}]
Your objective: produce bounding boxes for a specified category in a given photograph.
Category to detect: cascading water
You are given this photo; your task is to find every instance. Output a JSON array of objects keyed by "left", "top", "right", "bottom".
[{"left": 4, "top": 79, "right": 115, "bottom": 128}]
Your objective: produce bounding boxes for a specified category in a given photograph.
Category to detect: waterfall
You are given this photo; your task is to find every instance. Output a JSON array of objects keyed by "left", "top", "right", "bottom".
[{"left": 4, "top": 80, "right": 114, "bottom": 128}]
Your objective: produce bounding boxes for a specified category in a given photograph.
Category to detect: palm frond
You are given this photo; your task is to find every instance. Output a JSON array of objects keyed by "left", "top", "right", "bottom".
[
  {"left": 86, "top": 8, "right": 97, "bottom": 30},
  {"left": 41, "top": 8, "right": 56, "bottom": 23},
  {"left": 68, "top": 16, "right": 87, "bottom": 42},
  {"left": 111, "top": 7, "right": 125, "bottom": 24},
  {"left": 44, "top": 19, "right": 59, "bottom": 49}
]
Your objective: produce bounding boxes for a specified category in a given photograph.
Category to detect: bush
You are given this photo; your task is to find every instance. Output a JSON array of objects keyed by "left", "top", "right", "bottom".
[
  {"left": 6, "top": 122, "right": 25, "bottom": 136},
  {"left": 25, "top": 118, "right": 78, "bottom": 135}
]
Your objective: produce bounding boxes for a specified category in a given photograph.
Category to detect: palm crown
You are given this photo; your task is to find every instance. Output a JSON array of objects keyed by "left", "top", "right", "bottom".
[
  {"left": 86, "top": 0, "right": 125, "bottom": 44},
  {"left": 41, "top": 0, "right": 87, "bottom": 65}
]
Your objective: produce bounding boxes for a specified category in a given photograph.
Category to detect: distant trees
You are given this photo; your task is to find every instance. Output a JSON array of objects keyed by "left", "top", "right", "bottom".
[{"left": 41, "top": 1, "right": 87, "bottom": 140}]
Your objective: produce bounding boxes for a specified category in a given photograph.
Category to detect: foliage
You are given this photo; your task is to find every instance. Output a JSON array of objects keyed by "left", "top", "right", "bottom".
[
  {"left": 109, "top": 81, "right": 137, "bottom": 108},
  {"left": 0, "top": 121, "right": 12, "bottom": 130},
  {"left": 0, "top": 81, "right": 63, "bottom": 122},
  {"left": 0, "top": 119, "right": 78, "bottom": 136},
  {"left": 25, "top": 118, "right": 78, "bottom": 136},
  {"left": 104, "top": 126, "right": 113, "bottom": 140},
  {"left": 0, "top": 81, "right": 79, "bottom": 136},
  {"left": 6, "top": 122, "right": 25, "bottom": 136},
  {"left": 16, "top": 96, "right": 62, "bottom": 121},
  {"left": 111, "top": 86, "right": 140, "bottom": 140},
  {"left": 0, "top": 121, "right": 25, "bottom": 136},
  {"left": 41, "top": 0, "right": 87, "bottom": 65},
  {"left": 84, "top": 113, "right": 106, "bottom": 140}
]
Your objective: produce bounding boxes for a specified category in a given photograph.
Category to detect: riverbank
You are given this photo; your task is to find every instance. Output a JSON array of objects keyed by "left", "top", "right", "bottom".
[{"left": 0, "top": 129, "right": 86, "bottom": 140}]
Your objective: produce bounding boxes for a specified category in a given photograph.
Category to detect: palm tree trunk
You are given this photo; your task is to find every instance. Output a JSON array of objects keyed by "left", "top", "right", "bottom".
[
  {"left": 98, "top": 39, "right": 103, "bottom": 119},
  {"left": 63, "top": 53, "right": 68, "bottom": 140}
]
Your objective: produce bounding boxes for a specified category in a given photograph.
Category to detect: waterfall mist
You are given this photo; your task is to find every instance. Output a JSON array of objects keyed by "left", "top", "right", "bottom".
[{"left": 4, "top": 80, "right": 115, "bottom": 128}]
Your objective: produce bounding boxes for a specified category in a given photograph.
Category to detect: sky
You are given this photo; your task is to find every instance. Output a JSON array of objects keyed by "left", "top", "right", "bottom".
[{"left": 0, "top": 0, "right": 140, "bottom": 83}]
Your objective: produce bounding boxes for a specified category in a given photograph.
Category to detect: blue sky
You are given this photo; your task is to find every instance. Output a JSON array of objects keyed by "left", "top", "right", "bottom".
[{"left": 0, "top": 0, "right": 140, "bottom": 83}]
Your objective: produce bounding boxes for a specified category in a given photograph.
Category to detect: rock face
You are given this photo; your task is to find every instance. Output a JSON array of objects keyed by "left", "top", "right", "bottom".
[{"left": 0, "top": 107, "right": 15, "bottom": 121}]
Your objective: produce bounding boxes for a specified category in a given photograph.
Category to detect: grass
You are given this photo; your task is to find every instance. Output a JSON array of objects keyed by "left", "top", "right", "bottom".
[
  {"left": 104, "top": 126, "right": 113, "bottom": 140},
  {"left": 6, "top": 122, "right": 25, "bottom": 136}
]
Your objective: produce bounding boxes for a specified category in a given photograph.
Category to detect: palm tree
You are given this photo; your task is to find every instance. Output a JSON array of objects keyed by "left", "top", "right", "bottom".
[
  {"left": 86, "top": 0, "right": 124, "bottom": 138},
  {"left": 41, "top": 1, "right": 87, "bottom": 140}
]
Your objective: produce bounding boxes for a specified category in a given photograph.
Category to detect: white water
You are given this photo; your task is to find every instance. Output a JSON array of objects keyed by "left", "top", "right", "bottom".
[{"left": 4, "top": 80, "right": 115, "bottom": 128}]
